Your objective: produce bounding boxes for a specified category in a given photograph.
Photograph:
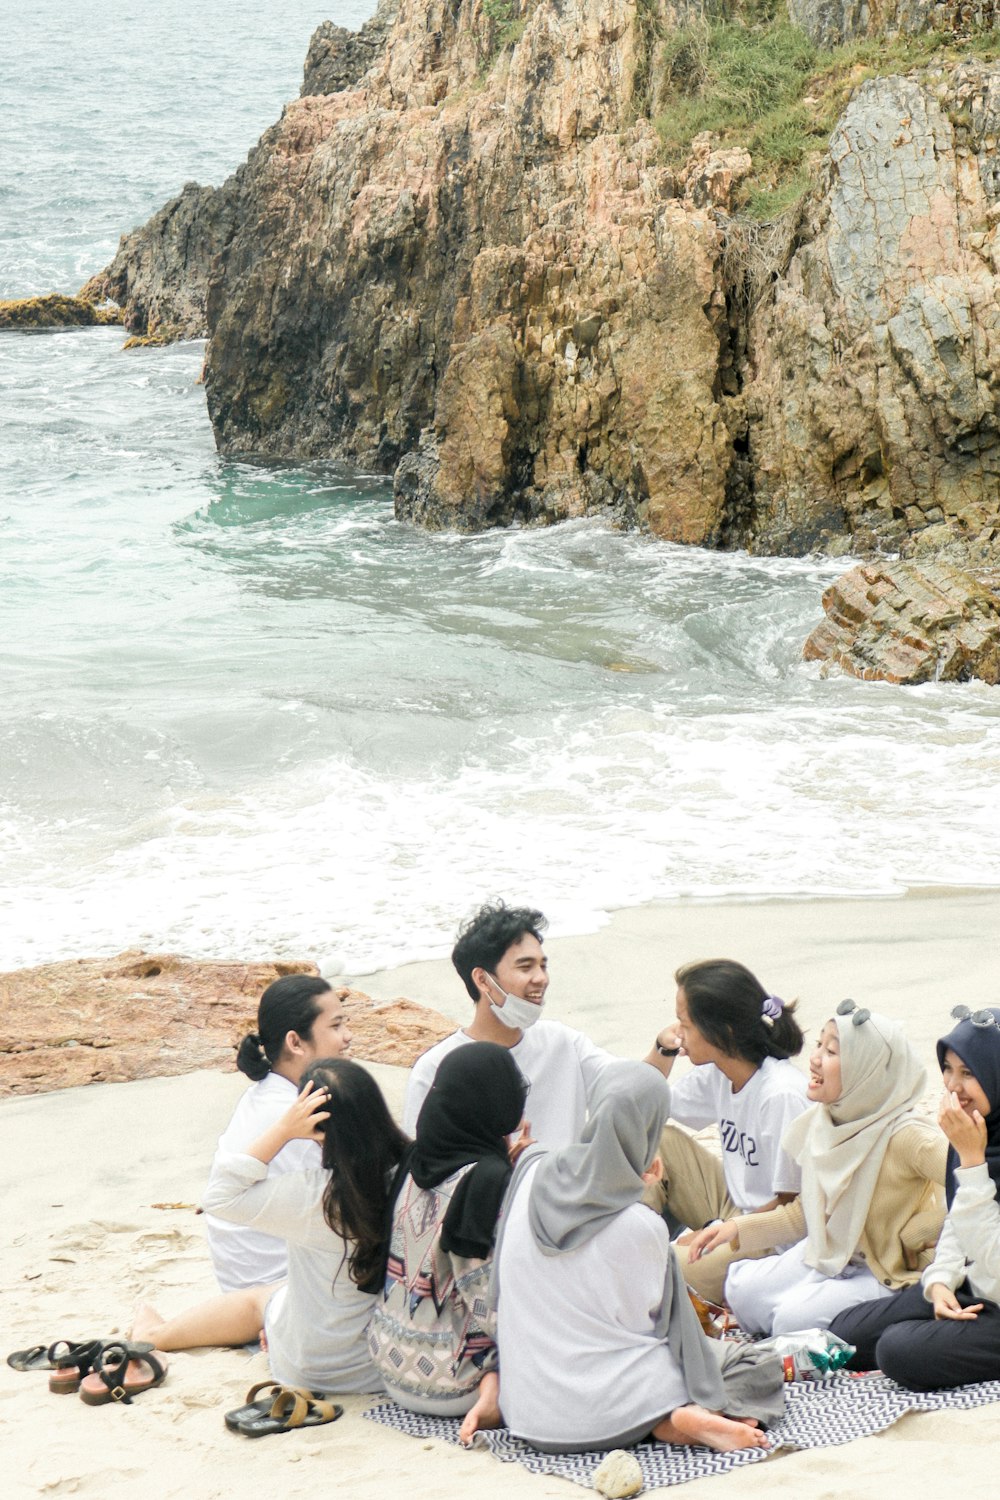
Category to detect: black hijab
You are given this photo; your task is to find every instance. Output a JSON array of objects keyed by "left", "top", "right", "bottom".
[
  {"left": 936, "top": 1008, "right": 1000, "bottom": 1207},
  {"left": 409, "top": 1041, "right": 527, "bottom": 1259}
]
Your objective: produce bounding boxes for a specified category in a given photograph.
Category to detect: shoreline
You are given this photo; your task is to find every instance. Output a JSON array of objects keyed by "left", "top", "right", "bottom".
[
  {"left": 4, "top": 888, "right": 1000, "bottom": 1498},
  {"left": 352, "top": 888, "right": 1000, "bottom": 1064}
]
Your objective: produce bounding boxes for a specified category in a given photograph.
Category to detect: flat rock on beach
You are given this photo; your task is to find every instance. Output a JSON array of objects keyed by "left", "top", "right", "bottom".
[{"left": 0, "top": 950, "right": 455, "bottom": 1097}]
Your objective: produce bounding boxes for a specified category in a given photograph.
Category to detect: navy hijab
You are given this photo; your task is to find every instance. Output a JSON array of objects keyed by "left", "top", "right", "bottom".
[{"left": 936, "top": 1008, "right": 1000, "bottom": 1207}]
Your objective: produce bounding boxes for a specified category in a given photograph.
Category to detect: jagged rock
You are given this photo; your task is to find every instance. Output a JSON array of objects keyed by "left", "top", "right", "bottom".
[
  {"left": 300, "top": 0, "right": 401, "bottom": 96},
  {"left": 0, "top": 950, "right": 454, "bottom": 1098},
  {"left": 90, "top": 0, "right": 737, "bottom": 544},
  {"left": 741, "top": 65, "right": 1000, "bottom": 561},
  {"left": 681, "top": 135, "right": 754, "bottom": 212},
  {"left": 79, "top": 181, "right": 240, "bottom": 338},
  {"left": 0, "top": 295, "right": 121, "bottom": 329},
  {"left": 82, "top": 4, "right": 1000, "bottom": 562},
  {"left": 790, "top": 0, "right": 996, "bottom": 47},
  {"left": 803, "top": 560, "right": 1000, "bottom": 683}
]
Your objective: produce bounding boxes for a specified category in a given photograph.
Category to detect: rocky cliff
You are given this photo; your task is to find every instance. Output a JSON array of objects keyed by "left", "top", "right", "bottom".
[
  {"left": 742, "top": 63, "right": 1000, "bottom": 567},
  {"left": 86, "top": 0, "right": 1000, "bottom": 570}
]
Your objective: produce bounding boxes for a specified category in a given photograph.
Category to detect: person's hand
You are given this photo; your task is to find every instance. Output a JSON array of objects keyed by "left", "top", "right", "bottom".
[
  {"left": 281, "top": 1080, "right": 331, "bottom": 1142},
  {"left": 686, "top": 1220, "right": 739, "bottom": 1262},
  {"left": 508, "top": 1119, "right": 535, "bottom": 1165},
  {"left": 939, "top": 1090, "right": 988, "bottom": 1168},
  {"left": 929, "top": 1282, "right": 982, "bottom": 1320}
]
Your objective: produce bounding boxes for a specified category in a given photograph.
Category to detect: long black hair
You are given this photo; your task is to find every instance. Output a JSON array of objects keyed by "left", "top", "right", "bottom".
[
  {"left": 676, "top": 959, "right": 803, "bottom": 1065},
  {"left": 235, "top": 974, "right": 331, "bottom": 1080},
  {"left": 300, "top": 1057, "right": 409, "bottom": 1293}
]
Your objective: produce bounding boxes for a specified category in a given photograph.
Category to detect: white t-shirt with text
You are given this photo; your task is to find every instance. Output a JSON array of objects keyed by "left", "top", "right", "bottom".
[{"left": 668, "top": 1056, "right": 808, "bottom": 1210}]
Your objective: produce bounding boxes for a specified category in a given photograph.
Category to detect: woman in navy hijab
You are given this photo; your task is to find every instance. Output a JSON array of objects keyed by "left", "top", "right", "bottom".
[{"left": 830, "top": 1006, "right": 1000, "bottom": 1389}]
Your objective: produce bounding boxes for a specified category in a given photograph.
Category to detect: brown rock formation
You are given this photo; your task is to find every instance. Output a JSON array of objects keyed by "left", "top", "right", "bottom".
[
  {"left": 79, "top": 181, "right": 240, "bottom": 338},
  {"left": 300, "top": 1, "right": 401, "bottom": 96},
  {"left": 0, "top": 295, "right": 121, "bottom": 330},
  {"left": 803, "top": 560, "right": 1000, "bottom": 682},
  {"left": 741, "top": 65, "right": 1000, "bottom": 562},
  {"left": 0, "top": 950, "right": 454, "bottom": 1098},
  {"left": 81, "top": 2, "right": 1000, "bottom": 566}
]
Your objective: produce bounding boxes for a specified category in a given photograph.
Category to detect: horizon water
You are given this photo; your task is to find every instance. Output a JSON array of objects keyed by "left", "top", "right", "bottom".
[{"left": 3, "top": 0, "right": 1000, "bottom": 978}]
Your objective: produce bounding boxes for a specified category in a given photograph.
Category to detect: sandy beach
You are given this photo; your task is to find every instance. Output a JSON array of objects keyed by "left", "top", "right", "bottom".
[{"left": 4, "top": 891, "right": 999, "bottom": 1500}]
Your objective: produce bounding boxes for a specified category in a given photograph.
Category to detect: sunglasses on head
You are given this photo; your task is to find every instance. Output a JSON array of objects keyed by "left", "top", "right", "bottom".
[{"left": 951, "top": 1005, "right": 1000, "bottom": 1031}]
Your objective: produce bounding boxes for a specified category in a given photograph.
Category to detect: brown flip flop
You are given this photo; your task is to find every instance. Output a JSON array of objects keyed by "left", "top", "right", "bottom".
[{"left": 78, "top": 1341, "right": 167, "bottom": 1405}]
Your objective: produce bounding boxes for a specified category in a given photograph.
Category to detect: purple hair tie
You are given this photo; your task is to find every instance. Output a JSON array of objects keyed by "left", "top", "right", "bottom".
[{"left": 761, "top": 994, "right": 784, "bottom": 1027}]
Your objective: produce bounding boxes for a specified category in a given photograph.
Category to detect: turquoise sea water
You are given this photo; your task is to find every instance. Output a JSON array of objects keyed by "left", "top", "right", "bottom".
[{"left": 3, "top": 1, "right": 1000, "bottom": 974}]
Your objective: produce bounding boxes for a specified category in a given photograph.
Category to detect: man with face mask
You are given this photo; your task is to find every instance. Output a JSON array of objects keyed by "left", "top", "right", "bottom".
[{"left": 403, "top": 901, "right": 676, "bottom": 1149}]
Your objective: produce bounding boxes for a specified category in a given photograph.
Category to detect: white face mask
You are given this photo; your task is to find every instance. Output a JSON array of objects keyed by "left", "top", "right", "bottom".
[{"left": 486, "top": 974, "right": 544, "bottom": 1032}]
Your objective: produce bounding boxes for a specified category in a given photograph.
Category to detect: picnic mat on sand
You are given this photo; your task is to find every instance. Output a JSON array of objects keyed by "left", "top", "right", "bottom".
[{"left": 363, "top": 1373, "right": 1000, "bottom": 1489}]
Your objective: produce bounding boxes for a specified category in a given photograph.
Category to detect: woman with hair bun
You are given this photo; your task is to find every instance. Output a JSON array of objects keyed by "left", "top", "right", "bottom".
[
  {"left": 695, "top": 1002, "right": 946, "bottom": 1337},
  {"left": 205, "top": 974, "right": 352, "bottom": 1292},
  {"left": 648, "top": 959, "right": 809, "bottom": 1304}
]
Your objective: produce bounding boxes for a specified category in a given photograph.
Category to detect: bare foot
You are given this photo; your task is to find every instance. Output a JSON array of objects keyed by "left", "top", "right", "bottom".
[
  {"left": 459, "top": 1372, "right": 501, "bottom": 1446},
  {"left": 129, "top": 1299, "right": 165, "bottom": 1344},
  {"left": 652, "top": 1405, "right": 769, "bottom": 1452}
]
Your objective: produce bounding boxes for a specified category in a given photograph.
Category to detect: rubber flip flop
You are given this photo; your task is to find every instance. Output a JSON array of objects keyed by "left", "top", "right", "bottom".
[
  {"left": 227, "top": 1385, "right": 343, "bottom": 1438},
  {"left": 224, "top": 1380, "right": 287, "bottom": 1432},
  {"left": 6, "top": 1345, "right": 51, "bottom": 1372},
  {"left": 78, "top": 1342, "right": 165, "bottom": 1405}
]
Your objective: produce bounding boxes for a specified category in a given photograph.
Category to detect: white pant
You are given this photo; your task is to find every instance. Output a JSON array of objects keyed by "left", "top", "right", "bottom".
[{"left": 725, "top": 1241, "right": 896, "bottom": 1336}]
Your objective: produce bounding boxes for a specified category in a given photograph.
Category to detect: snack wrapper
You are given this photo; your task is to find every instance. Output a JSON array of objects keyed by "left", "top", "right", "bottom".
[{"left": 758, "top": 1327, "right": 856, "bottom": 1381}]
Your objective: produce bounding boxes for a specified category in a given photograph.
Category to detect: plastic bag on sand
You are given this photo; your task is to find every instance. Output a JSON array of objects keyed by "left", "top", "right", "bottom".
[{"left": 757, "top": 1328, "right": 855, "bottom": 1381}]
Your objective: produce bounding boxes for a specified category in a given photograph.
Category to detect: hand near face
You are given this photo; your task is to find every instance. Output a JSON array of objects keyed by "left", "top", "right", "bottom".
[{"left": 939, "top": 1090, "right": 988, "bottom": 1168}]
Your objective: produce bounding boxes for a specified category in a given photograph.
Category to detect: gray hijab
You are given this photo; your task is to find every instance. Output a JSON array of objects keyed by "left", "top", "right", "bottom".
[{"left": 525, "top": 1061, "right": 730, "bottom": 1412}]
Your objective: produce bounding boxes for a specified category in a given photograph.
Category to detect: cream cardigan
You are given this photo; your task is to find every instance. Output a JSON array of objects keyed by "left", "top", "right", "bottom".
[{"left": 731, "top": 1121, "right": 948, "bottom": 1290}]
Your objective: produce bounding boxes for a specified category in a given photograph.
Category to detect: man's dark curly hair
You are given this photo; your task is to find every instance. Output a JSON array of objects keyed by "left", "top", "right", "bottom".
[{"left": 451, "top": 900, "right": 548, "bottom": 1002}]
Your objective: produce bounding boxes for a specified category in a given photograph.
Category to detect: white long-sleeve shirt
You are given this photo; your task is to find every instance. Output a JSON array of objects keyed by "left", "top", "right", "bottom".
[
  {"left": 921, "top": 1162, "right": 1000, "bottom": 1306},
  {"left": 202, "top": 1151, "right": 381, "bottom": 1394},
  {"left": 203, "top": 1072, "right": 320, "bottom": 1292}
]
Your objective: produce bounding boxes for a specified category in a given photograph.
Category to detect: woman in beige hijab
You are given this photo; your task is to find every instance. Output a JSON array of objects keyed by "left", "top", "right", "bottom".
[{"left": 685, "top": 1001, "right": 947, "bottom": 1335}]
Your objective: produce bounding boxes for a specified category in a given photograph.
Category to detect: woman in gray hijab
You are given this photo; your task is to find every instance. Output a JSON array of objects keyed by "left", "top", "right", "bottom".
[{"left": 494, "top": 1061, "right": 784, "bottom": 1452}]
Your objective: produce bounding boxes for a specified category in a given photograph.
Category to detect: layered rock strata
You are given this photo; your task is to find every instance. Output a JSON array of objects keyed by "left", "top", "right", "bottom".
[
  {"left": 803, "top": 559, "right": 1000, "bottom": 681},
  {"left": 0, "top": 950, "right": 454, "bottom": 1097}
]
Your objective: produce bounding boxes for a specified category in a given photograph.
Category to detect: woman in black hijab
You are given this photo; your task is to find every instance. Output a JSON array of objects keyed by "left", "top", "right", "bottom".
[
  {"left": 368, "top": 1041, "right": 527, "bottom": 1439},
  {"left": 830, "top": 1005, "right": 1000, "bottom": 1388}
]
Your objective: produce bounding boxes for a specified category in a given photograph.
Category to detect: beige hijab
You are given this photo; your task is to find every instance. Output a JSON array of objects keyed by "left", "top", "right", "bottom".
[{"left": 782, "top": 1007, "right": 926, "bottom": 1276}]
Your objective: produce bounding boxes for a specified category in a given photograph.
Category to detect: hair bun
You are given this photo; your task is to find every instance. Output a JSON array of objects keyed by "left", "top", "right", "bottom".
[{"left": 236, "top": 1030, "right": 272, "bottom": 1081}]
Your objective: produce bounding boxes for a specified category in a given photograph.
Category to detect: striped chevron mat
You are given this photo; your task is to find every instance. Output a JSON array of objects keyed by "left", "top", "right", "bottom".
[{"left": 362, "top": 1372, "right": 1000, "bottom": 1488}]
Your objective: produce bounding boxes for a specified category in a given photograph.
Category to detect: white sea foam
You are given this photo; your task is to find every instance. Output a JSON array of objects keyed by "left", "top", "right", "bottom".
[{"left": 4, "top": 0, "right": 1000, "bottom": 977}]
